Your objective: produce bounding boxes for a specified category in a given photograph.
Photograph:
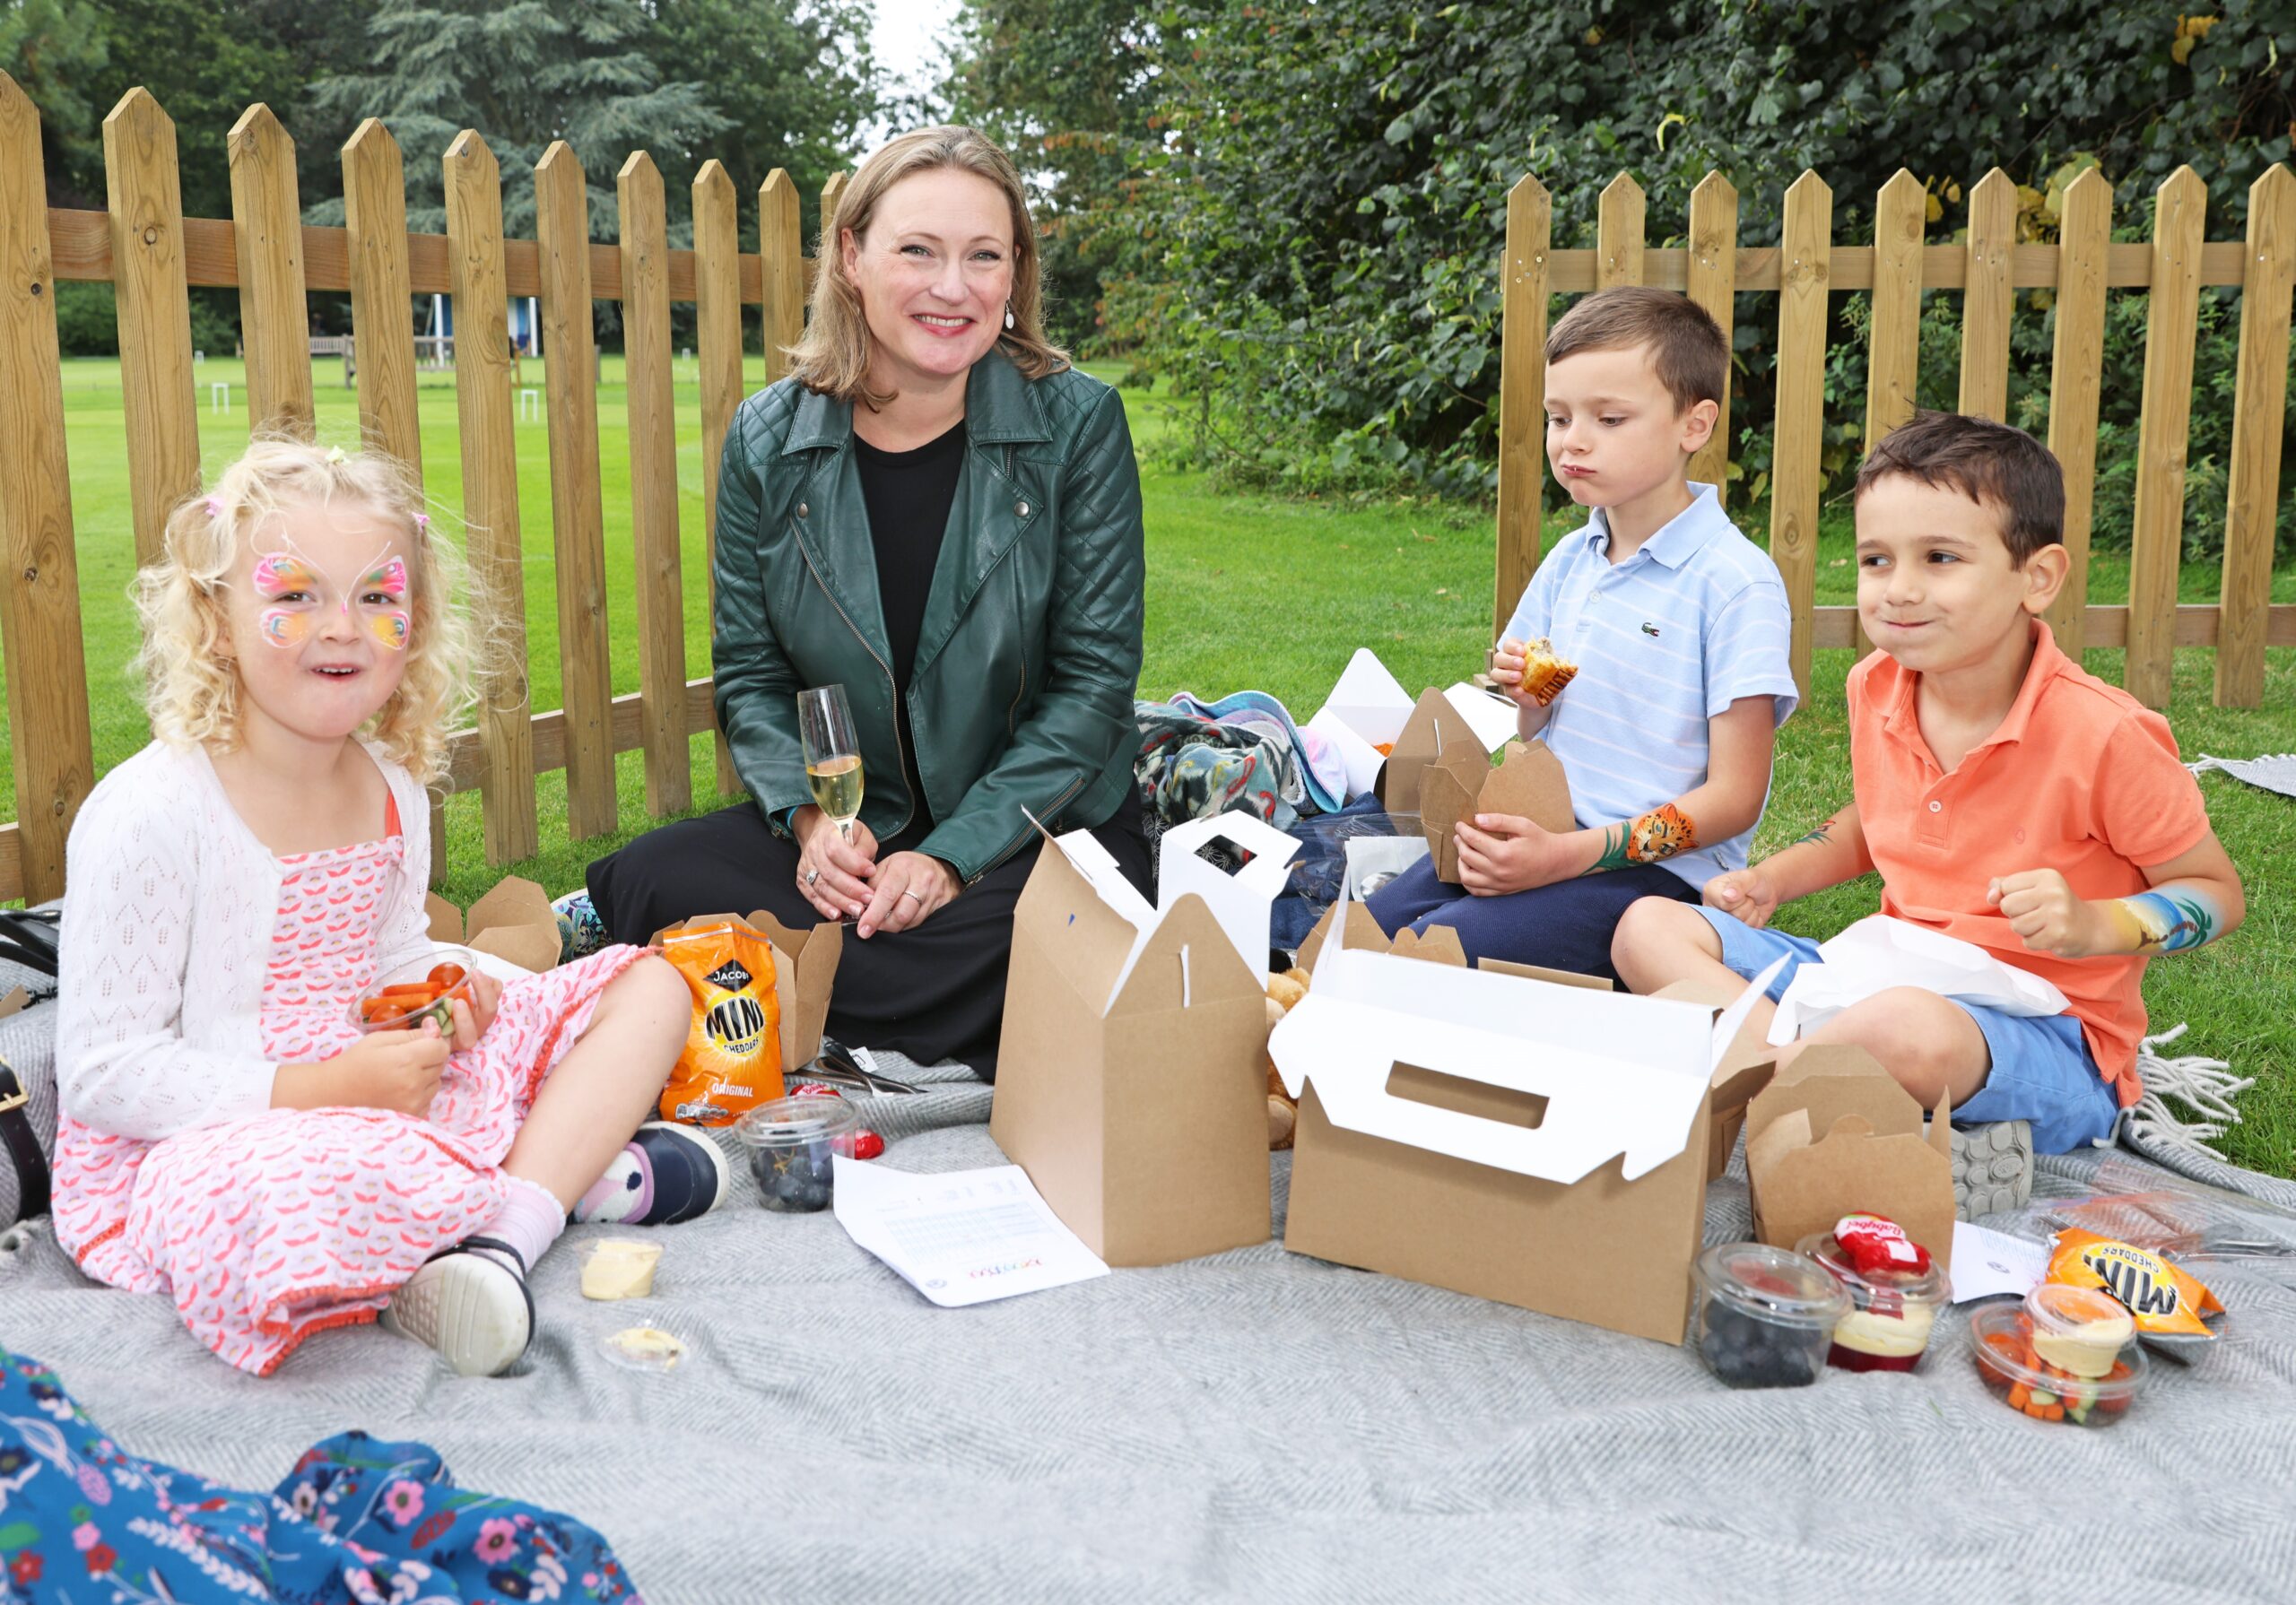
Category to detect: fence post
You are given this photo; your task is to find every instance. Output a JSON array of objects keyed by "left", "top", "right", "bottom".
[
  {"left": 1492, "top": 174, "right": 1551, "bottom": 638},
  {"left": 1859, "top": 168, "right": 1928, "bottom": 661},
  {"left": 2126, "top": 166, "right": 2208, "bottom": 709},
  {"left": 103, "top": 88, "right": 200, "bottom": 571},
  {"left": 1770, "top": 170, "right": 1832, "bottom": 704},
  {"left": 2214, "top": 163, "right": 2296, "bottom": 709},
  {"left": 534, "top": 141, "right": 621, "bottom": 841},
  {"left": 1684, "top": 171, "right": 1737, "bottom": 506},
  {"left": 1958, "top": 168, "right": 2016, "bottom": 421},
  {"left": 694, "top": 159, "right": 746, "bottom": 798},
  {"left": 443, "top": 130, "right": 539, "bottom": 865},
  {"left": 227, "top": 103, "right": 314, "bottom": 434},
  {"left": 761, "top": 169, "right": 806, "bottom": 383},
  {"left": 618, "top": 151, "right": 691, "bottom": 819},
  {"left": 1596, "top": 172, "right": 1645, "bottom": 289},
  {"left": 2044, "top": 167, "right": 2112, "bottom": 655},
  {"left": 0, "top": 74, "right": 96, "bottom": 903},
  {"left": 821, "top": 171, "right": 848, "bottom": 239}
]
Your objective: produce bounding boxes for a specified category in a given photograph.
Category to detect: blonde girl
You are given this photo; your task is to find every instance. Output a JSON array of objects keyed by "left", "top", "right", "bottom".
[{"left": 53, "top": 438, "right": 722, "bottom": 1378}]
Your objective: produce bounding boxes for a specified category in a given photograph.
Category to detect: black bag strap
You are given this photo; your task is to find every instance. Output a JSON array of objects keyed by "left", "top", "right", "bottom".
[
  {"left": 0, "top": 1054, "right": 48, "bottom": 1220},
  {"left": 0, "top": 911, "right": 57, "bottom": 979}
]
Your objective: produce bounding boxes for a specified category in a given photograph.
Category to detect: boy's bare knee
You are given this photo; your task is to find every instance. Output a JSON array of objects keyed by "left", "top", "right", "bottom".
[
  {"left": 1824, "top": 987, "right": 1985, "bottom": 1105},
  {"left": 609, "top": 956, "right": 691, "bottom": 1045},
  {"left": 1611, "top": 897, "right": 1718, "bottom": 990}
]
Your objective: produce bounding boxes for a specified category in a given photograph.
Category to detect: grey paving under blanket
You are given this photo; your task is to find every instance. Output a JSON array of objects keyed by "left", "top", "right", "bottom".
[{"left": 0, "top": 1052, "right": 2292, "bottom": 1604}]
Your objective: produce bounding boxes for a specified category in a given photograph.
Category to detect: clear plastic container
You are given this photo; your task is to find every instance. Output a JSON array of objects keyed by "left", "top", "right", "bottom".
[
  {"left": 578, "top": 1238, "right": 663, "bottom": 1300},
  {"left": 735, "top": 1095, "right": 861, "bottom": 1213},
  {"left": 2023, "top": 1283, "right": 2136, "bottom": 1380},
  {"left": 347, "top": 944, "right": 481, "bottom": 1035},
  {"left": 1690, "top": 1243, "right": 1850, "bottom": 1389},
  {"left": 1798, "top": 1229, "right": 1952, "bottom": 1374},
  {"left": 600, "top": 1326, "right": 686, "bottom": 1373},
  {"left": 1970, "top": 1301, "right": 2148, "bottom": 1427}
]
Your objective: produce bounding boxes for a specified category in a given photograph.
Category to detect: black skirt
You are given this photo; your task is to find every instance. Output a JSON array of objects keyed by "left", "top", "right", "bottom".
[{"left": 585, "top": 792, "right": 1152, "bottom": 1080}]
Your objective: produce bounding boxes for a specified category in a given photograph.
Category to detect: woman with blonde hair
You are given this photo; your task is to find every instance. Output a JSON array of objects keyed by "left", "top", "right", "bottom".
[{"left": 587, "top": 125, "right": 1151, "bottom": 1079}]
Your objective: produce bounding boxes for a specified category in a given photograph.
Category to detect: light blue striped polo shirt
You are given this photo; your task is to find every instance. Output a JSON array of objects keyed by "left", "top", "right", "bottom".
[{"left": 1502, "top": 482, "right": 1798, "bottom": 889}]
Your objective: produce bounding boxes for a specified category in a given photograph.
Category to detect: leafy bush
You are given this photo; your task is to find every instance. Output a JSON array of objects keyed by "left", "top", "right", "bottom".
[{"left": 1065, "top": 0, "right": 2296, "bottom": 555}]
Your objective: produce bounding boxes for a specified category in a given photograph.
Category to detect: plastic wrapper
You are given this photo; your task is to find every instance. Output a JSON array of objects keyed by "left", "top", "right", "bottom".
[{"left": 2005, "top": 1156, "right": 2296, "bottom": 1262}]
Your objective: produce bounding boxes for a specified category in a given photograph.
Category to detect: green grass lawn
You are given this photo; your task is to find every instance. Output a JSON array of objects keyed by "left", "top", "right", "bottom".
[{"left": 10, "top": 354, "right": 2294, "bottom": 1176}]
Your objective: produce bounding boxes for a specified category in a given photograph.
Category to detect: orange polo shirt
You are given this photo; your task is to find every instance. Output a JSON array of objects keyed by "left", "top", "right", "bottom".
[{"left": 1848, "top": 622, "right": 2211, "bottom": 1106}]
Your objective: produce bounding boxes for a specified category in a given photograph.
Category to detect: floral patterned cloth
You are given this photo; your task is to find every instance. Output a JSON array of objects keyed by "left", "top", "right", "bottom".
[{"left": 0, "top": 1349, "right": 641, "bottom": 1603}]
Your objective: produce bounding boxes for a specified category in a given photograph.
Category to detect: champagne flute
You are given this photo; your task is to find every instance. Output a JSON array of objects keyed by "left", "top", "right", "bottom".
[{"left": 798, "top": 684, "right": 864, "bottom": 844}]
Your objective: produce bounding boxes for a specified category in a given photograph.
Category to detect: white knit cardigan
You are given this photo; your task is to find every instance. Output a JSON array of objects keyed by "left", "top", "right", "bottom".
[{"left": 55, "top": 740, "right": 435, "bottom": 1141}]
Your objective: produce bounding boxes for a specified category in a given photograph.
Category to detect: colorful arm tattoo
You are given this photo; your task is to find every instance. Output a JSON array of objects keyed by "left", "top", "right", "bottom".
[
  {"left": 2109, "top": 885, "right": 2226, "bottom": 955},
  {"left": 1793, "top": 817, "right": 1836, "bottom": 848},
  {"left": 1587, "top": 803, "right": 1700, "bottom": 874}
]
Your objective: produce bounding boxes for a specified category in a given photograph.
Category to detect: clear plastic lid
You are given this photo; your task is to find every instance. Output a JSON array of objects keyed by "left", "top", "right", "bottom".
[
  {"left": 2023, "top": 1283, "right": 2136, "bottom": 1376},
  {"left": 732, "top": 1093, "right": 860, "bottom": 1149},
  {"left": 1693, "top": 1243, "right": 1852, "bottom": 1329},
  {"left": 1797, "top": 1231, "right": 1952, "bottom": 1312},
  {"left": 599, "top": 1325, "right": 686, "bottom": 1373},
  {"left": 1971, "top": 1303, "right": 2148, "bottom": 1401}
]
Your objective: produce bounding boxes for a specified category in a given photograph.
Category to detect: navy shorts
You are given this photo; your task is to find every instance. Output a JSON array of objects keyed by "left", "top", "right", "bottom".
[
  {"left": 1693, "top": 907, "right": 2121, "bottom": 1154},
  {"left": 1365, "top": 855, "right": 1699, "bottom": 983}
]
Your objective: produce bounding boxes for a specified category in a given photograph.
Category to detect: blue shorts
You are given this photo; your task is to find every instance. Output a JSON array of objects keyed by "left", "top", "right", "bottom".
[{"left": 1693, "top": 907, "right": 2120, "bottom": 1154}]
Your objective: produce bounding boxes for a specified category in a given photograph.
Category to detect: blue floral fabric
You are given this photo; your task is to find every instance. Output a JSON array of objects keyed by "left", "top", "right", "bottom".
[{"left": 0, "top": 1349, "right": 641, "bottom": 1603}]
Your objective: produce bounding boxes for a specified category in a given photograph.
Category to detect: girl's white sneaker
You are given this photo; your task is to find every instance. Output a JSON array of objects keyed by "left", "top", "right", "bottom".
[{"left": 380, "top": 1236, "right": 535, "bottom": 1377}]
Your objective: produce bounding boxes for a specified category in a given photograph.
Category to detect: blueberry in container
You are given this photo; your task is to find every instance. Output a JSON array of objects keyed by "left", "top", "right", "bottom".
[
  {"left": 1690, "top": 1242, "right": 1850, "bottom": 1389},
  {"left": 735, "top": 1095, "right": 861, "bottom": 1213}
]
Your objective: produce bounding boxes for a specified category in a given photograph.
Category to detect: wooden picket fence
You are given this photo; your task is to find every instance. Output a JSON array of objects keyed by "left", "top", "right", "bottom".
[
  {"left": 1492, "top": 165, "right": 2295, "bottom": 710},
  {"left": 0, "top": 74, "right": 839, "bottom": 905},
  {"left": 2, "top": 74, "right": 2292, "bottom": 907}
]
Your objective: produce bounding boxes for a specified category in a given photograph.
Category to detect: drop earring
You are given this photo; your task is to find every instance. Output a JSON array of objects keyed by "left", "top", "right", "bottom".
[{"left": 1004, "top": 303, "right": 1016, "bottom": 332}]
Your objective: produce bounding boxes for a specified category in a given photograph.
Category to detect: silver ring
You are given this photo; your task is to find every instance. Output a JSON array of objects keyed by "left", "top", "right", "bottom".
[
  {"left": 804, "top": 869, "right": 820, "bottom": 887},
  {"left": 900, "top": 890, "right": 923, "bottom": 904}
]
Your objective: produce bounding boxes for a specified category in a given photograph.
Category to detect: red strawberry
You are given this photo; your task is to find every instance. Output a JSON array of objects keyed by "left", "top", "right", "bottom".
[
  {"left": 1834, "top": 1213, "right": 1933, "bottom": 1277},
  {"left": 852, "top": 1129, "right": 885, "bottom": 1160}
]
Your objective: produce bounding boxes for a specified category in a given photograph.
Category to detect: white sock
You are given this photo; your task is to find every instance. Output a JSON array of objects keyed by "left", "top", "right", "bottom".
[{"left": 476, "top": 1173, "right": 565, "bottom": 1273}]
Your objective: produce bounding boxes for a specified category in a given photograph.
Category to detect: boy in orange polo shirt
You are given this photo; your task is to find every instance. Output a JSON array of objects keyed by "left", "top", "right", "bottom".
[{"left": 1611, "top": 411, "right": 2245, "bottom": 1159}]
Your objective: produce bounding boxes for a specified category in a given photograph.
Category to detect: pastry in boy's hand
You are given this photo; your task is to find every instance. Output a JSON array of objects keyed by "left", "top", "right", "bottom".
[{"left": 1518, "top": 637, "right": 1578, "bottom": 707}]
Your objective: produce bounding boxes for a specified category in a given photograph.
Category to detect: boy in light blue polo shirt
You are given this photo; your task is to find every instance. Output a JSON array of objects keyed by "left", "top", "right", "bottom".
[{"left": 1369, "top": 288, "right": 1797, "bottom": 979}]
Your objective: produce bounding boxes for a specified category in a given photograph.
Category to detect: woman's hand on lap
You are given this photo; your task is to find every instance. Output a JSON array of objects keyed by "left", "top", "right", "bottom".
[
  {"left": 857, "top": 852, "right": 960, "bottom": 938},
  {"left": 794, "top": 805, "right": 880, "bottom": 920}
]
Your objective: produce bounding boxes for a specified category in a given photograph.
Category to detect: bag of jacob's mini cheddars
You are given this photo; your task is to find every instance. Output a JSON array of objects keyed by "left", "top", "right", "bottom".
[
  {"left": 656, "top": 916, "right": 786, "bottom": 1125},
  {"left": 2047, "top": 1228, "right": 2223, "bottom": 1352}
]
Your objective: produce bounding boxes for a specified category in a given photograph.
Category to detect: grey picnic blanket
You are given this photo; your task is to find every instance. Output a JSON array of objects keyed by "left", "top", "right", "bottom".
[{"left": 0, "top": 1002, "right": 2292, "bottom": 1603}]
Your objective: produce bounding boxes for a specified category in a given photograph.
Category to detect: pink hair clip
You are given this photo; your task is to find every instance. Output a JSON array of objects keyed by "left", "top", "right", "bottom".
[
  {"left": 413, "top": 513, "right": 430, "bottom": 534},
  {"left": 204, "top": 497, "right": 223, "bottom": 519}
]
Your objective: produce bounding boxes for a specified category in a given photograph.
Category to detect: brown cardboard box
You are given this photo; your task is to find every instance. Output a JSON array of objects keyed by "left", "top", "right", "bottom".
[
  {"left": 1271, "top": 890, "right": 1774, "bottom": 1344},
  {"left": 424, "top": 876, "right": 564, "bottom": 973},
  {"left": 1742, "top": 1044, "right": 1956, "bottom": 1271},
  {"left": 744, "top": 910, "right": 844, "bottom": 1073},
  {"left": 991, "top": 820, "right": 1283, "bottom": 1267},
  {"left": 1419, "top": 740, "right": 1575, "bottom": 884},
  {"left": 0, "top": 988, "right": 25, "bottom": 1022},
  {"left": 1649, "top": 976, "right": 1783, "bottom": 1183}
]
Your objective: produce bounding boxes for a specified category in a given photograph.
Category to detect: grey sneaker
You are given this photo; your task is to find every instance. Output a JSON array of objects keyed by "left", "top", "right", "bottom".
[
  {"left": 381, "top": 1237, "right": 535, "bottom": 1376},
  {"left": 1950, "top": 1120, "right": 2034, "bottom": 1220}
]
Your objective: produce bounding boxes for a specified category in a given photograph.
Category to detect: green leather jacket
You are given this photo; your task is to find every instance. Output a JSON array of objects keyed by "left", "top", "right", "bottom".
[{"left": 710, "top": 351, "right": 1145, "bottom": 882}]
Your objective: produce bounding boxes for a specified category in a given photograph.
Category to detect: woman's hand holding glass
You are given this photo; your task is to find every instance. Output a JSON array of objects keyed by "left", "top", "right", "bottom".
[{"left": 794, "top": 807, "right": 879, "bottom": 921}]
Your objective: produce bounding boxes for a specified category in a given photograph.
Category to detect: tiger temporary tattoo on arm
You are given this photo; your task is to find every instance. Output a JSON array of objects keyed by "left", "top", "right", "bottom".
[{"left": 1587, "top": 803, "right": 1700, "bottom": 874}]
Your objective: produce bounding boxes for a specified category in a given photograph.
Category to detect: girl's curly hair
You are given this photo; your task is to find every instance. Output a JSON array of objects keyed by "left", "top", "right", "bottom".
[{"left": 134, "top": 435, "right": 505, "bottom": 785}]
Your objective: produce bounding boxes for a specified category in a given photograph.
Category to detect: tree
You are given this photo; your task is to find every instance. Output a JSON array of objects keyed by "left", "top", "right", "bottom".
[
  {"left": 641, "top": 0, "right": 878, "bottom": 248},
  {"left": 941, "top": 0, "right": 1161, "bottom": 349},
  {"left": 2, "top": 0, "right": 113, "bottom": 208},
  {"left": 303, "top": 0, "right": 733, "bottom": 241}
]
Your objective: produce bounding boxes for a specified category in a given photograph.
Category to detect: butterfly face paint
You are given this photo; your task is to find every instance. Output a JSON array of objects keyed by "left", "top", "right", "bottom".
[
  {"left": 248, "top": 542, "right": 412, "bottom": 653},
  {"left": 252, "top": 552, "right": 322, "bottom": 648},
  {"left": 358, "top": 558, "right": 412, "bottom": 652}
]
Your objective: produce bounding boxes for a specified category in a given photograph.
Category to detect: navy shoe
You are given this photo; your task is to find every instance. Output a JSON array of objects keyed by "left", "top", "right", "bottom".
[{"left": 574, "top": 1122, "right": 731, "bottom": 1227}]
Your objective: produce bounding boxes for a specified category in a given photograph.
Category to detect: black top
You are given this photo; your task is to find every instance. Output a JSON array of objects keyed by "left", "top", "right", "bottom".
[{"left": 854, "top": 419, "right": 966, "bottom": 839}]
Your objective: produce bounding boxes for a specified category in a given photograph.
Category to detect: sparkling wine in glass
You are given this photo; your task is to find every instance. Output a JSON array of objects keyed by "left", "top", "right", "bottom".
[{"left": 798, "top": 684, "right": 864, "bottom": 841}]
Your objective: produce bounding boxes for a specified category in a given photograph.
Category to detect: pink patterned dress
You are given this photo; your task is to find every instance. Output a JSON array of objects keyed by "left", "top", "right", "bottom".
[{"left": 54, "top": 812, "right": 644, "bottom": 1375}]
